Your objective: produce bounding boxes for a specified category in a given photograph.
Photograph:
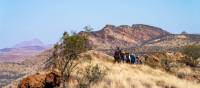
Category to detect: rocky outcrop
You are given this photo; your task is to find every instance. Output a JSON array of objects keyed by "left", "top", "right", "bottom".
[
  {"left": 18, "top": 71, "right": 61, "bottom": 88},
  {"left": 81, "top": 24, "right": 170, "bottom": 49},
  {"left": 143, "top": 34, "right": 200, "bottom": 47}
]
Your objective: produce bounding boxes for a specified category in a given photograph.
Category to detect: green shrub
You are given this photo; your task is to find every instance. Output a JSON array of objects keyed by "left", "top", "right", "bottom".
[
  {"left": 160, "top": 58, "right": 172, "bottom": 72},
  {"left": 176, "top": 72, "right": 187, "bottom": 79},
  {"left": 77, "top": 64, "right": 106, "bottom": 88},
  {"left": 181, "top": 45, "right": 200, "bottom": 67},
  {"left": 143, "top": 55, "right": 158, "bottom": 68},
  {"left": 182, "top": 57, "right": 199, "bottom": 67},
  {"left": 181, "top": 45, "right": 200, "bottom": 60}
]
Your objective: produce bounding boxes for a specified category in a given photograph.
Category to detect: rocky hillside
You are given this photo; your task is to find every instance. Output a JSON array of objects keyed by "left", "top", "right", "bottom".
[
  {"left": 5, "top": 51, "right": 200, "bottom": 88},
  {"left": 141, "top": 52, "right": 200, "bottom": 83},
  {"left": 143, "top": 34, "right": 200, "bottom": 47},
  {"left": 79, "top": 24, "right": 200, "bottom": 53},
  {"left": 0, "top": 49, "right": 52, "bottom": 87},
  {"left": 136, "top": 34, "right": 200, "bottom": 53},
  {"left": 81, "top": 24, "right": 170, "bottom": 49}
]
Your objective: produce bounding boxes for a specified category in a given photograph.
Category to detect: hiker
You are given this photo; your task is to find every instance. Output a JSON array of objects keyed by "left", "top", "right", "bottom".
[
  {"left": 125, "top": 52, "right": 131, "bottom": 63},
  {"left": 121, "top": 50, "right": 126, "bottom": 63},
  {"left": 130, "top": 54, "right": 136, "bottom": 64},
  {"left": 136, "top": 56, "right": 142, "bottom": 64},
  {"left": 114, "top": 47, "right": 122, "bottom": 63}
]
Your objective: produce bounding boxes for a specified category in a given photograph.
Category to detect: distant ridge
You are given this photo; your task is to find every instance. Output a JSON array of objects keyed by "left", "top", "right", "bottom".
[
  {"left": 13, "top": 38, "right": 45, "bottom": 48},
  {"left": 0, "top": 39, "right": 52, "bottom": 62},
  {"left": 81, "top": 24, "right": 170, "bottom": 49},
  {"left": 0, "top": 39, "right": 51, "bottom": 52}
]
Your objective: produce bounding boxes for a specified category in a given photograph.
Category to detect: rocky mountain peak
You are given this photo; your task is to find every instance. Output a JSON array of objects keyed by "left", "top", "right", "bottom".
[
  {"left": 132, "top": 24, "right": 161, "bottom": 30},
  {"left": 85, "top": 24, "right": 171, "bottom": 49},
  {"left": 117, "top": 25, "right": 131, "bottom": 29},
  {"left": 103, "top": 24, "right": 116, "bottom": 29}
]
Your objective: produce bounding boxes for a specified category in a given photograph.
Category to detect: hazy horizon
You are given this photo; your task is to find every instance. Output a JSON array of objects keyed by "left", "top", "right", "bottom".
[{"left": 0, "top": 0, "right": 200, "bottom": 48}]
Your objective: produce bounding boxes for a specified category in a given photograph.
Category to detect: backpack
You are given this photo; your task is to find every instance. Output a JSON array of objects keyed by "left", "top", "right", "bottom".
[{"left": 130, "top": 54, "right": 136, "bottom": 64}]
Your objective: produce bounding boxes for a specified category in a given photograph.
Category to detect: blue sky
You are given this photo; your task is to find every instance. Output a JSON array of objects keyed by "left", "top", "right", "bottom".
[{"left": 0, "top": 0, "right": 200, "bottom": 48}]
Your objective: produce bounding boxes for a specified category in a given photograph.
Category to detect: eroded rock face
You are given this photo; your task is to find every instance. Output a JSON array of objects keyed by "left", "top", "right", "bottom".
[
  {"left": 18, "top": 71, "right": 61, "bottom": 88},
  {"left": 81, "top": 24, "right": 170, "bottom": 49},
  {"left": 44, "top": 72, "right": 61, "bottom": 88}
]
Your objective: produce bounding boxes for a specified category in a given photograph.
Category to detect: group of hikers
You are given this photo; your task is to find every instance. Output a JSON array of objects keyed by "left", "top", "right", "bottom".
[{"left": 113, "top": 47, "right": 142, "bottom": 64}]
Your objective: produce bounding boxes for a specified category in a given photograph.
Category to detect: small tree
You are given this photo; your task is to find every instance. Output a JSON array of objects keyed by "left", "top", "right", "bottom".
[
  {"left": 181, "top": 45, "right": 200, "bottom": 67},
  {"left": 181, "top": 31, "right": 187, "bottom": 35},
  {"left": 181, "top": 45, "right": 200, "bottom": 60},
  {"left": 51, "top": 31, "right": 89, "bottom": 87},
  {"left": 83, "top": 25, "right": 93, "bottom": 32}
]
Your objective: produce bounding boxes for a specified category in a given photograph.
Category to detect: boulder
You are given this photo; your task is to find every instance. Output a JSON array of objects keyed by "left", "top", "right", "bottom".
[{"left": 18, "top": 71, "right": 61, "bottom": 88}]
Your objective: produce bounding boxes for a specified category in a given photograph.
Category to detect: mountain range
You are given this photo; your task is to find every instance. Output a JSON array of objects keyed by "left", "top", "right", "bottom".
[
  {"left": 1, "top": 24, "right": 200, "bottom": 62},
  {"left": 80, "top": 24, "right": 200, "bottom": 53},
  {"left": 0, "top": 39, "right": 51, "bottom": 62}
]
